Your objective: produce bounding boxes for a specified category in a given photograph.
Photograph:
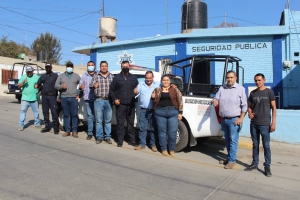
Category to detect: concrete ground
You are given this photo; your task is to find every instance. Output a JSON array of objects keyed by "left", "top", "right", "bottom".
[{"left": 0, "top": 96, "right": 299, "bottom": 200}]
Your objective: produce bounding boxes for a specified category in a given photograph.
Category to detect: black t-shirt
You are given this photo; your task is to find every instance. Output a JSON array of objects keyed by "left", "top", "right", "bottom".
[
  {"left": 248, "top": 88, "right": 275, "bottom": 125},
  {"left": 158, "top": 92, "right": 173, "bottom": 107}
]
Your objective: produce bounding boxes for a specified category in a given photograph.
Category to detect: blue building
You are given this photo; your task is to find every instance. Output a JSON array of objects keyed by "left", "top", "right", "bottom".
[{"left": 73, "top": 9, "right": 300, "bottom": 109}]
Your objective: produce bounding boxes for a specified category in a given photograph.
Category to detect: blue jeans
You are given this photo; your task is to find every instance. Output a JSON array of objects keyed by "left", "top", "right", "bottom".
[
  {"left": 18, "top": 100, "right": 40, "bottom": 127},
  {"left": 61, "top": 97, "right": 78, "bottom": 132},
  {"left": 84, "top": 100, "right": 94, "bottom": 136},
  {"left": 94, "top": 99, "right": 112, "bottom": 139},
  {"left": 250, "top": 124, "right": 271, "bottom": 167},
  {"left": 138, "top": 109, "right": 156, "bottom": 147},
  {"left": 154, "top": 106, "right": 178, "bottom": 151},
  {"left": 221, "top": 117, "right": 241, "bottom": 163}
]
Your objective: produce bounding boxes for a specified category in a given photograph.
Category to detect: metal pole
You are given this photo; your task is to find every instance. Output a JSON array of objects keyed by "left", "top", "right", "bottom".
[
  {"left": 186, "top": 1, "right": 188, "bottom": 33},
  {"left": 166, "top": 0, "right": 168, "bottom": 35},
  {"left": 102, "top": 0, "right": 105, "bottom": 17}
]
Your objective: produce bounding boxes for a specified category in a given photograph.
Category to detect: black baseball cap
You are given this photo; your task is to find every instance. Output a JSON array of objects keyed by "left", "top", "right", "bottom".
[{"left": 66, "top": 62, "right": 74, "bottom": 67}]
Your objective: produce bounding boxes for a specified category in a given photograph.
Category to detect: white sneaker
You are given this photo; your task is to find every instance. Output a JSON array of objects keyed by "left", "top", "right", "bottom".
[{"left": 18, "top": 127, "right": 24, "bottom": 131}]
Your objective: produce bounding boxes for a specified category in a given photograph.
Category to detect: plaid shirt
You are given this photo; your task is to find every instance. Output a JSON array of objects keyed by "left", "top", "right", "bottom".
[{"left": 89, "top": 72, "right": 114, "bottom": 98}]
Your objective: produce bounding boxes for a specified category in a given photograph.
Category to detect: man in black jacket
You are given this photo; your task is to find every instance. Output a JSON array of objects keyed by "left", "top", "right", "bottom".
[
  {"left": 109, "top": 61, "right": 138, "bottom": 147},
  {"left": 35, "top": 63, "right": 59, "bottom": 134}
]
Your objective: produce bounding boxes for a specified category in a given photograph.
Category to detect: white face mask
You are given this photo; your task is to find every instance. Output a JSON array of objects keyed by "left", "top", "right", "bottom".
[
  {"left": 66, "top": 67, "right": 73, "bottom": 73},
  {"left": 87, "top": 66, "right": 95, "bottom": 72}
]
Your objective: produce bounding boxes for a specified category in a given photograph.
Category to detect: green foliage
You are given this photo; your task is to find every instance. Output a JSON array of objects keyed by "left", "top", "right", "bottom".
[
  {"left": 31, "top": 32, "right": 62, "bottom": 65},
  {"left": 0, "top": 36, "right": 33, "bottom": 58},
  {"left": 63, "top": 59, "right": 71, "bottom": 65}
]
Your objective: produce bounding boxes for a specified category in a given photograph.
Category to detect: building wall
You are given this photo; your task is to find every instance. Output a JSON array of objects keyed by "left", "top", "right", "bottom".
[
  {"left": 95, "top": 41, "right": 175, "bottom": 72},
  {"left": 187, "top": 36, "right": 274, "bottom": 85},
  {"left": 241, "top": 109, "right": 300, "bottom": 144}
]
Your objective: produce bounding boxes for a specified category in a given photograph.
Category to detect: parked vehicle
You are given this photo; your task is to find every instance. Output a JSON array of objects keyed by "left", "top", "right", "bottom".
[
  {"left": 4, "top": 62, "right": 61, "bottom": 104},
  {"left": 164, "top": 55, "right": 244, "bottom": 151},
  {"left": 58, "top": 55, "right": 244, "bottom": 152}
]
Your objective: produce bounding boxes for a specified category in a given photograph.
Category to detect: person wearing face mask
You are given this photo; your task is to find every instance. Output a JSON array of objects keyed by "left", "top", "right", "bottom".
[
  {"left": 89, "top": 61, "right": 114, "bottom": 144},
  {"left": 55, "top": 62, "right": 81, "bottom": 138},
  {"left": 109, "top": 60, "right": 139, "bottom": 147},
  {"left": 17, "top": 66, "right": 41, "bottom": 131},
  {"left": 35, "top": 63, "right": 59, "bottom": 134},
  {"left": 79, "top": 61, "right": 97, "bottom": 140}
]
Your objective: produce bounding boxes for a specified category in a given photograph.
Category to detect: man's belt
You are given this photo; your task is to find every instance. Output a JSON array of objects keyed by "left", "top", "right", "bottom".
[
  {"left": 42, "top": 92, "right": 57, "bottom": 96},
  {"left": 223, "top": 116, "right": 240, "bottom": 119},
  {"left": 96, "top": 97, "right": 109, "bottom": 100},
  {"left": 141, "top": 107, "right": 154, "bottom": 111}
]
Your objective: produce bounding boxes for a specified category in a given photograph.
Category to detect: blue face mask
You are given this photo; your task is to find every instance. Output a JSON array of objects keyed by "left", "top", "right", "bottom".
[
  {"left": 87, "top": 66, "right": 95, "bottom": 72},
  {"left": 66, "top": 67, "right": 73, "bottom": 73}
]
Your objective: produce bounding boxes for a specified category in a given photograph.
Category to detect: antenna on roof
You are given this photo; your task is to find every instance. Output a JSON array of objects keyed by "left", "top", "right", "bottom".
[{"left": 285, "top": 0, "right": 290, "bottom": 9}]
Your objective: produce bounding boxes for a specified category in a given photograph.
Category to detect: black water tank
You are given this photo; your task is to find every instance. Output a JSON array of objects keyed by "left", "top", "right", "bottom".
[{"left": 181, "top": 0, "right": 208, "bottom": 32}]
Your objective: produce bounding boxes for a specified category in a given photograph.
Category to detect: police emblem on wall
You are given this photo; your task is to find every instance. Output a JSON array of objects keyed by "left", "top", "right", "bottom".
[{"left": 117, "top": 51, "right": 135, "bottom": 65}]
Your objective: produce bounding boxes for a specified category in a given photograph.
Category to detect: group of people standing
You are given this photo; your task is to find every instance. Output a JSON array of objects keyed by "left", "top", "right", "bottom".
[
  {"left": 17, "top": 60, "right": 183, "bottom": 157},
  {"left": 16, "top": 61, "right": 277, "bottom": 175},
  {"left": 213, "top": 71, "right": 276, "bottom": 177}
]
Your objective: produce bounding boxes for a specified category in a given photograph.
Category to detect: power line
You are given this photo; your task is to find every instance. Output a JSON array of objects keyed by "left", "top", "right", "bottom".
[
  {"left": 1, "top": 6, "right": 92, "bottom": 13},
  {"left": 25, "top": 0, "right": 93, "bottom": 12},
  {"left": 226, "top": 16, "right": 266, "bottom": 26},
  {"left": 0, "top": 11, "right": 99, "bottom": 25},
  {"left": 0, "top": 6, "right": 96, "bottom": 38},
  {"left": 0, "top": 23, "right": 87, "bottom": 45}
]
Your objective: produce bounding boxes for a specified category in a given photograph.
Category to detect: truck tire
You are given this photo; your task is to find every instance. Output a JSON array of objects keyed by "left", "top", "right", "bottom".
[
  {"left": 38, "top": 92, "right": 42, "bottom": 104},
  {"left": 175, "top": 121, "right": 189, "bottom": 152},
  {"left": 57, "top": 104, "right": 81, "bottom": 132},
  {"left": 57, "top": 105, "right": 64, "bottom": 131}
]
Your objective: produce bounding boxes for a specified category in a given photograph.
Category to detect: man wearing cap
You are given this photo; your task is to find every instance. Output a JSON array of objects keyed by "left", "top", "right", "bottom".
[
  {"left": 55, "top": 62, "right": 81, "bottom": 138},
  {"left": 79, "top": 61, "right": 97, "bottom": 140},
  {"left": 35, "top": 63, "right": 59, "bottom": 134},
  {"left": 17, "top": 65, "right": 41, "bottom": 131}
]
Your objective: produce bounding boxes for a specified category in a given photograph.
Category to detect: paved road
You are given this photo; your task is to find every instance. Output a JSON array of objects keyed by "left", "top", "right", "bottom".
[{"left": 0, "top": 97, "right": 299, "bottom": 200}]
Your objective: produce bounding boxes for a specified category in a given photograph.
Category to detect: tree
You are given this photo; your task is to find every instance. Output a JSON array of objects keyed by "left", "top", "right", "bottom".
[
  {"left": 0, "top": 36, "right": 19, "bottom": 58},
  {"left": 31, "top": 32, "right": 62, "bottom": 64},
  {"left": 214, "top": 22, "right": 239, "bottom": 28},
  {"left": 63, "top": 59, "right": 71, "bottom": 65}
]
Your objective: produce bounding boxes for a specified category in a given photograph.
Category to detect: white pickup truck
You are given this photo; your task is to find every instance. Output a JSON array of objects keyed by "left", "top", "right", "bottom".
[{"left": 58, "top": 55, "right": 244, "bottom": 152}]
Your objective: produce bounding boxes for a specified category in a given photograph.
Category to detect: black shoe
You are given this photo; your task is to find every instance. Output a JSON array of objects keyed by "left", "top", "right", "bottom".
[
  {"left": 86, "top": 135, "right": 92, "bottom": 140},
  {"left": 96, "top": 139, "right": 103, "bottom": 144},
  {"left": 265, "top": 167, "right": 272, "bottom": 177},
  {"left": 105, "top": 138, "right": 112, "bottom": 144},
  {"left": 128, "top": 142, "right": 137, "bottom": 147},
  {"left": 244, "top": 164, "right": 258, "bottom": 171},
  {"left": 54, "top": 129, "right": 59, "bottom": 135},
  {"left": 41, "top": 125, "right": 51, "bottom": 133},
  {"left": 117, "top": 143, "right": 123, "bottom": 147}
]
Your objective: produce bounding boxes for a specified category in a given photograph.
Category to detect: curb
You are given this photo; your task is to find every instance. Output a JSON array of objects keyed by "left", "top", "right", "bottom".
[{"left": 208, "top": 137, "right": 252, "bottom": 150}]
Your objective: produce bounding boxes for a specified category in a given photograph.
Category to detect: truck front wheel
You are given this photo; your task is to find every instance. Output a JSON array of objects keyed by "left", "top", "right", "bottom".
[
  {"left": 175, "top": 121, "right": 189, "bottom": 152},
  {"left": 57, "top": 105, "right": 64, "bottom": 131}
]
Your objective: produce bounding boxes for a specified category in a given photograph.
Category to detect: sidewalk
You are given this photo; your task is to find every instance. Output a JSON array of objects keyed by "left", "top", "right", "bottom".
[{"left": 210, "top": 136, "right": 300, "bottom": 155}]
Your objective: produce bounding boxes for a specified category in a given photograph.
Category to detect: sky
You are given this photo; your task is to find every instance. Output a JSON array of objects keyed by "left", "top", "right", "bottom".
[{"left": 0, "top": 0, "right": 299, "bottom": 65}]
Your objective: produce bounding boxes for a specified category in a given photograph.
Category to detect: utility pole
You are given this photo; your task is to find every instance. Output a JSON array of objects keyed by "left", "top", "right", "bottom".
[
  {"left": 166, "top": 0, "right": 168, "bottom": 35},
  {"left": 224, "top": 12, "right": 227, "bottom": 27},
  {"left": 102, "top": 0, "right": 105, "bottom": 17}
]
